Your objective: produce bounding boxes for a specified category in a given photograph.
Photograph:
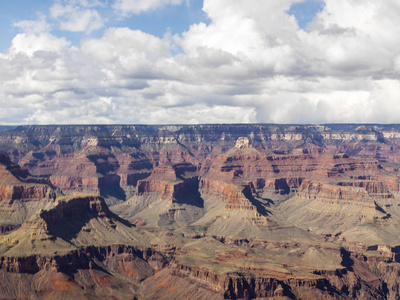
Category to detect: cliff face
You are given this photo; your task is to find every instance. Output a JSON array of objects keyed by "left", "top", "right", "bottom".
[
  {"left": 297, "top": 180, "right": 391, "bottom": 205},
  {"left": 0, "top": 184, "right": 55, "bottom": 204},
  {"left": 0, "top": 244, "right": 165, "bottom": 278},
  {"left": 199, "top": 178, "right": 257, "bottom": 211},
  {"left": 134, "top": 163, "right": 199, "bottom": 204},
  {"left": 0, "top": 192, "right": 171, "bottom": 299},
  {"left": 0, "top": 154, "right": 56, "bottom": 231},
  {"left": 2, "top": 125, "right": 400, "bottom": 299},
  {"left": 0, "top": 245, "right": 167, "bottom": 299},
  {"left": 2, "top": 124, "right": 400, "bottom": 203},
  {"left": 39, "top": 195, "right": 112, "bottom": 224}
]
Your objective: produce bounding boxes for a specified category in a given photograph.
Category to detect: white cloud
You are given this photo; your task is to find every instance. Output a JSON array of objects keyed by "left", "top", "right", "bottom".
[
  {"left": 13, "top": 13, "right": 51, "bottom": 34},
  {"left": 66, "top": 0, "right": 107, "bottom": 8},
  {"left": 133, "top": 104, "right": 257, "bottom": 124},
  {"left": 50, "top": 1, "right": 104, "bottom": 33},
  {"left": 9, "top": 33, "right": 70, "bottom": 57},
  {"left": 60, "top": 9, "right": 103, "bottom": 32},
  {"left": 113, "top": 0, "right": 184, "bottom": 16},
  {"left": 81, "top": 27, "right": 171, "bottom": 79},
  {"left": 2, "top": 0, "right": 400, "bottom": 125}
]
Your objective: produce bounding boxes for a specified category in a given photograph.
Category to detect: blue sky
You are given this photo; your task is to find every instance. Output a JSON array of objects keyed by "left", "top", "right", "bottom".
[
  {"left": 0, "top": 0, "right": 399, "bottom": 125},
  {"left": 0, "top": 1, "right": 50, "bottom": 51},
  {"left": 0, "top": 0, "right": 323, "bottom": 52},
  {"left": 287, "top": 0, "right": 325, "bottom": 30},
  {"left": 0, "top": 0, "right": 209, "bottom": 51}
]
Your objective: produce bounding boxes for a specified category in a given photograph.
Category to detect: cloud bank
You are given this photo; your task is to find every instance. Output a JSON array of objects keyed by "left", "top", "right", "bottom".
[{"left": 1, "top": 0, "right": 400, "bottom": 124}]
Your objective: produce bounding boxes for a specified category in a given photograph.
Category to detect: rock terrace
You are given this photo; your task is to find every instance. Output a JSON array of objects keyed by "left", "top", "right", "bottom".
[{"left": 0, "top": 124, "right": 399, "bottom": 298}]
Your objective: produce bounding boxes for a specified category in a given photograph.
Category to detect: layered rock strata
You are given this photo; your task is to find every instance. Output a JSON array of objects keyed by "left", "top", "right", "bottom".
[
  {"left": 2, "top": 125, "right": 400, "bottom": 298},
  {"left": 0, "top": 154, "right": 56, "bottom": 230}
]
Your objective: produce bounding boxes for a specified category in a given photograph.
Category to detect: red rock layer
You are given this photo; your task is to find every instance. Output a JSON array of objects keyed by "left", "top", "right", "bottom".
[
  {"left": 135, "top": 163, "right": 200, "bottom": 204},
  {"left": 0, "top": 184, "right": 55, "bottom": 204},
  {"left": 354, "top": 175, "right": 400, "bottom": 193},
  {"left": 200, "top": 178, "right": 257, "bottom": 211},
  {"left": 37, "top": 195, "right": 111, "bottom": 225},
  {"left": 296, "top": 180, "right": 384, "bottom": 206},
  {"left": 0, "top": 154, "right": 56, "bottom": 205},
  {"left": 0, "top": 244, "right": 167, "bottom": 299},
  {"left": 337, "top": 180, "right": 393, "bottom": 198}
]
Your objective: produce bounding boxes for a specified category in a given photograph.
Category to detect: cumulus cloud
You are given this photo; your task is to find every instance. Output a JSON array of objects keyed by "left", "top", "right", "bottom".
[
  {"left": 134, "top": 104, "right": 257, "bottom": 124},
  {"left": 171, "top": 0, "right": 400, "bottom": 123},
  {"left": 13, "top": 13, "right": 51, "bottom": 34},
  {"left": 81, "top": 27, "right": 171, "bottom": 70},
  {"left": 8, "top": 33, "right": 70, "bottom": 57},
  {"left": 113, "top": 0, "right": 184, "bottom": 16},
  {"left": 50, "top": 0, "right": 104, "bottom": 32},
  {"left": 2, "top": 0, "right": 400, "bottom": 125}
]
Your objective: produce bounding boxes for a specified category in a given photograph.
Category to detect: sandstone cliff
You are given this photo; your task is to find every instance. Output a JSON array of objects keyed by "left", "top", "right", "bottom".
[
  {"left": 1, "top": 125, "right": 400, "bottom": 299},
  {"left": 0, "top": 154, "right": 56, "bottom": 231}
]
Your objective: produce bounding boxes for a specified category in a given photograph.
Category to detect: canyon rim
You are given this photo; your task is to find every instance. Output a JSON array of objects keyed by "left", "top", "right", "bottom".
[{"left": 0, "top": 124, "right": 399, "bottom": 299}]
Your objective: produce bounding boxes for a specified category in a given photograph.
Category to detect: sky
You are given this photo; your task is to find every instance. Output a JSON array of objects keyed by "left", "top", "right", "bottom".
[{"left": 0, "top": 0, "right": 400, "bottom": 125}]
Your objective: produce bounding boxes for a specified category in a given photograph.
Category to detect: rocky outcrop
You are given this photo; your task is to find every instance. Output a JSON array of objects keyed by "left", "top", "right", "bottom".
[
  {"left": 0, "top": 244, "right": 166, "bottom": 276},
  {"left": 161, "top": 257, "right": 386, "bottom": 300},
  {"left": 2, "top": 124, "right": 400, "bottom": 203},
  {"left": 337, "top": 180, "right": 393, "bottom": 198},
  {"left": 0, "top": 154, "right": 56, "bottom": 230},
  {"left": 234, "top": 136, "right": 251, "bottom": 149},
  {"left": 38, "top": 195, "right": 111, "bottom": 224},
  {"left": 37, "top": 153, "right": 100, "bottom": 194},
  {"left": 116, "top": 152, "right": 153, "bottom": 188},
  {"left": 199, "top": 178, "right": 258, "bottom": 211},
  {"left": 3, "top": 125, "right": 400, "bottom": 298},
  {"left": 0, "top": 244, "right": 168, "bottom": 299},
  {"left": 135, "top": 163, "right": 200, "bottom": 205},
  {"left": 36, "top": 151, "right": 152, "bottom": 202},
  {"left": 297, "top": 180, "right": 392, "bottom": 205},
  {"left": 167, "top": 263, "right": 297, "bottom": 299},
  {"left": 0, "top": 184, "right": 55, "bottom": 204},
  {"left": 49, "top": 175, "right": 100, "bottom": 194},
  {"left": 354, "top": 175, "right": 400, "bottom": 193},
  {"left": 254, "top": 177, "right": 303, "bottom": 195}
]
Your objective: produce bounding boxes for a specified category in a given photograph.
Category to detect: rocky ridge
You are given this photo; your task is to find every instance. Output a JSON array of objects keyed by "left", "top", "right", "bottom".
[
  {"left": 0, "top": 193, "right": 170, "bottom": 299},
  {"left": 0, "top": 153, "right": 56, "bottom": 232},
  {"left": 2, "top": 124, "right": 400, "bottom": 298}
]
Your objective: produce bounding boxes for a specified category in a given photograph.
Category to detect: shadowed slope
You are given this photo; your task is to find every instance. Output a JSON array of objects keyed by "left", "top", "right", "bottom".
[
  {"left": 0, "top": 194, "right": 169, "bottom": 299},
  {"left": 0, "top": 154, "right": 57, "bottom": 231}
]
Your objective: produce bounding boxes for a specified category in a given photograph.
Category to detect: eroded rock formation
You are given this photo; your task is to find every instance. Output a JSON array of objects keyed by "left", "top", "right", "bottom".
[{"left": 1, "top": 125, "right": 400, "bottom": 298}]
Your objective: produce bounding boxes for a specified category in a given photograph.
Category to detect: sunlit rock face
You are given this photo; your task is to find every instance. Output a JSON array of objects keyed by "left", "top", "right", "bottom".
[
  {"left": 2, "top": 124, "right": 400, "bottom": 298},
  {"left": 235, "top": 136, "right": 251, "bottom": 149},
  {"left": 0, "top": 153, "right": 57, "bottom": 232}
]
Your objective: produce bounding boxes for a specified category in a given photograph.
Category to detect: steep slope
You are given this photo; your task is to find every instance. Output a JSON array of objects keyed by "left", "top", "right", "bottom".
[
  {"left": 191, "top": 138, "right": 322, "bottom": 241},
  {"left": 0, "top": 154, "right": 56, "bottom": 232},
  {"left": 112, "top": 162, "right": 204, "bottom": 228},
  {"left": 3, "top": 123, "right": 400, "bottom": 205},
  {"left": 277, "top": 179, "right": 400, "bottom": 247},
  {"left": 0, "top": 194, "right": 169, "bottom": 299},
  {"left": 2, "top": 125, "right": 400, "bottom": 298},
  {"left": 112, "top": 138, "right": 320, "bottom": 243}
]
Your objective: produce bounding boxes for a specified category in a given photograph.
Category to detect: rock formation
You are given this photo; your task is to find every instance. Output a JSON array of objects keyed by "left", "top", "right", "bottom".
[
  {"left": 0, "top": 193, "right": 169, "bottom": 299},
  {"left": 0, "top": 154, "right": 56, "bottom": 232},
  {"left": 1, "top": 125, "right": 400, "bottom": 298}
]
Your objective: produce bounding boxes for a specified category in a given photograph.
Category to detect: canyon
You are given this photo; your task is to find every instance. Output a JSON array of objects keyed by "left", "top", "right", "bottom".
[{"left": 1, "top": 124, "right": 400, "bottom": 299}]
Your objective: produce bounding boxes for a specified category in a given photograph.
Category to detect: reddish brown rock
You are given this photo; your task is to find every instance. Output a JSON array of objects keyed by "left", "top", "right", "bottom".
[
  {"left": 297, "top": 180, "right": 392, "bottom": 205},
  {"left": 135, "top": 162, "right": 199, "bottom": 204},
  {"left": 199, "top": 177, "right": 257, "bottom": 211},
  {"left": 0, "top": 154, "right": 56, "bottom": 229},
  {"left": 2, "top": 125, "right": 400, "bottom": 299},
  {"left": 0, "top": 244, "right": 167, "bottom": 299},
  {"left": 35, "top": 153, "right": 99, "bottom": 194}
]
